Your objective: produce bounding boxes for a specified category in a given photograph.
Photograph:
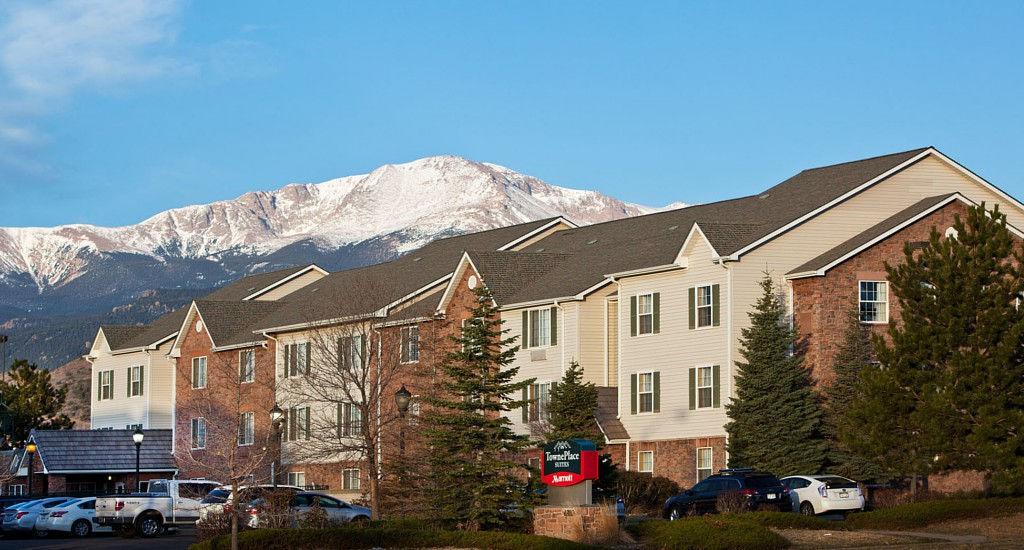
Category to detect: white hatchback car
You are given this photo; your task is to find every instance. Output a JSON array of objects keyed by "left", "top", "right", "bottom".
[
  {"left": 780, "top": 475, "right": 865, "bottom": 516},
  {"left": 35, "top": 497, "right": 112, "bottom": 538}
]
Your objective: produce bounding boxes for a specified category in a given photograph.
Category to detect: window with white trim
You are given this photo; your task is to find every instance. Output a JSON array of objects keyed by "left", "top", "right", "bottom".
[
  {"left": 191, "top": 417, "right": 207, "bottom": 449},
  {"left": 637, "top": 372, "right": 655, "bottom": 413},
  {"left": 527, "top": 382, "right": 552, "bottom": 422},
  {"left": 191, "top": 357, "right": 207, "bottom": 389},
  {"left": 239, "top": 349, "right": 255, "bottom": 383},
  {"left": 342, "top": 468, "right": 360, "bottom": 491},
  {"left": 128, "top": 365, "right": 144, "bottom": 397},
  {"left": 125, "top": 423, "right": 142, "bottom": 430},
  {"left": 288, "top": 472, "right": 306, "bottom": 488},
  {"left": 400, "top": 326, "right": 420, "bottom": 363},
  {"left": 337, "top": 335, "right": 364, "bottom": 371},
  {"left": 637, "top": 294, "right": 654, "bottom": 335},
  {"left": 98, "top": 370, "right": 114, "bottom": 401},
  {"left": 696, "top": 366, "right": 714, "bottom": 409},
  {"left": 696, "top": 447, "right": 713, "bottom": 481},
  {"left": 859, "top": 281, "right": 888, "bottom": 323},
  {"left": 696, "top": 285, "right": 713, "bottom": 328},
  {"left": 7, "top": 484, "right": 25, "bottom": 496},
  {"left": 638, "top": 450, "right": 654, "bottom": 473},
  {"left": 238, "top": 412, "right": 254, "bottom": 446},
  {"left": 529, "top": 308, "right": 552, "bottom": 347},
  {"left": 338, "top": 402, "right": 363, "bottom": 437}
]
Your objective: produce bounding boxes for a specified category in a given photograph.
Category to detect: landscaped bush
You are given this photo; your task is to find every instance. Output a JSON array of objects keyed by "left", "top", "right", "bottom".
[
  {"left": 189, "top": 526, "right": 598, "bottom": 550},
  {"left": 617, "top": 470, "right": 680, "bottom": 514},
  {"left": 846, "top": 497, "right": 1024, "bottom": 530},
  {"left": 626, "top": 516, "right": 789, "bottom": 550},
  {"left": 740, "top": 511, "right": 843, "bottom": 531}
]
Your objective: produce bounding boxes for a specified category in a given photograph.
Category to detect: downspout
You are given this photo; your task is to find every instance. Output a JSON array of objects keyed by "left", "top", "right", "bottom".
[
  {"left": 375, "top": 324, "right": 383, "bottom": 480},
  {"left": 553, "top": 299, "right": 565, "bottom": 376},
  {"left": 262, "top": 331, "right": 281, "bottom": 467},
  {"left": 84, "top": 355, "right": 96, "bottom": 432},
  {"left": 144, "top": 348, "right": 153, "bottom": 430}
]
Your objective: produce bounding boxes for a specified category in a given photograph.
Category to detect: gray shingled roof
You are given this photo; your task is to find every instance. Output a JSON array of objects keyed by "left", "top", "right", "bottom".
[
  {"left": 595, "top": 387, "right": 629, "bottom": 441},
  {"left": 30, "top": 429, "right": 176, "bottom": 473},
  {"left": 466, "top": 251, "right": 575, "bottom": 304},
  {"left": 787, "top": 193, "right": 960, "bottom": 276},
  {"left": 100, "top": 326, "right": 149, "bottom": 350},
  {"left": 386, "top": 288, "right": 445, "bottom": 323},
  {"left": 194, "top": 300, "right": 286, "bottom": 347}
]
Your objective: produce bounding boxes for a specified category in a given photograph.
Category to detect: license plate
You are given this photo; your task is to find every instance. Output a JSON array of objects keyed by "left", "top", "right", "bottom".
[
  {"left": 839, "top": 492, "right": 849, "bottom": 499},
  {"left": 767, "top": 493, "right": 777, "bottom": 499}
]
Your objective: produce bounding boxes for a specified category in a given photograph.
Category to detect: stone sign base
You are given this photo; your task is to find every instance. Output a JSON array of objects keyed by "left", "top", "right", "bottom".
[{"left": 533, "top": 505, "right": 618, "bottom": 544}]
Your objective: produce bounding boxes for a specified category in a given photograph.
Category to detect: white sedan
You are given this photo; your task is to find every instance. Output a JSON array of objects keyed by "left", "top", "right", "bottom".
[
  {"left": 35, "top": 497, "right": 112, "bottom": 538},
  {"left": 780, "top": 475, "right": 865, "bottom": 516}
]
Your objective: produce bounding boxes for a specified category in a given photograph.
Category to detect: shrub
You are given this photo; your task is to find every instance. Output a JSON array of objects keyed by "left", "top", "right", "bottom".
[
  {"left": 567, "top": 505, "right": 619, "bottom": 546},
  {"left": 740, "top": 511, "right": 843, "bottom": 531},
  {"left": 298, "top": 502, "right": 330, "bottom": 530},
  {"left": 196, "top": 512, "right": 232, "bottom": 543},
  {"left": 627, "top": 517, "right": 789, "bottom": 550},
  {"left": 189, "top": 526, "right": 599, "bottom": 550},
  {"left": 715, "top": 491, "right": 748, "bottom": 514},
  {"left": 846, "top": 497, "right": 1024, "bottom": 530},
  {"left": 617, "top": 471, "right": 680, "bottom": 514}
]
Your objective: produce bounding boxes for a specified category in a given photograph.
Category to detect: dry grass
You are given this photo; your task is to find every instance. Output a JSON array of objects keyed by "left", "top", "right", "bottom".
[
  {"left": 568, "top": 506, "right": 620, "bottom": 546},
  {"left": 780, "top": 529, "right": 929, "bottom": 548},
  {"left": 924, "top": 511, "right": 1024, "bottom": 541}
]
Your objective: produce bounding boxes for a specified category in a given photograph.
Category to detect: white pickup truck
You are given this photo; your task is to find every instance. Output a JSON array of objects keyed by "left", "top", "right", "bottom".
[{"left": 95, "top": 479, "right": 221, "bottom": 537}]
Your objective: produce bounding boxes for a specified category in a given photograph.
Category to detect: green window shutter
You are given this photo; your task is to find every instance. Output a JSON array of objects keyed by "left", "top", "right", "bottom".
[
  {"left": 304, "top": 342, "right": 311, "bottom": 374},
  {"left": 521, "top": 311, "right": 529, "bottom": 349},
  {"left": 688, "top": 368, "right": 696, "bottom": 410},
  {"left": 712, "top": 284, "right": 721, "bottom": 327},
  {"left": 140, "top": 366, "right": 145, "bottom": 396},
  {"left": 127, "top": 367, "right": 131, "bottom": 397},
  {"left": 688, "top": 288, "right": 696, "bottom": 329},
  {"left": 550, "top": 306, "right": 558, "bottom": 345},
  {"left": 630, "top": 374, "right": 637, "bottom": 414},
  {"left": 630, "top": 296, "right": 637, "bottom": 337},
  {"left": 337, "top": 404, "right": 343, "bottom": 438},
  {"left": 521, "top": 387, "right": 529, "bottom": 422},
  {"left": 653, "top": 371, "right": 661, "bottom": 413},
  {"left": 712, "top": 365, "right": 721, "bottom": 408},
  {"left": 652, "top": 293, "right": 661, "bottom": 334},
  {"left": 97, "top": 372, "right": 102, "bottom": 400}
]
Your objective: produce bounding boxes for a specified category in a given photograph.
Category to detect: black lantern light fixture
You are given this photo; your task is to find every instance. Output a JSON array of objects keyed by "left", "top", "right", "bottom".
[
  {"left": 269, "top": 404, "right": 285, "bottom": 487},
  {"left": 394, "top": 385, "right": 412, "bottom": 418},
  {"left": 132, "top": 428, "right": 144, "bottom": 493},
  {"left": 25, "top": 441, "right": 37, "bottom": 497}
]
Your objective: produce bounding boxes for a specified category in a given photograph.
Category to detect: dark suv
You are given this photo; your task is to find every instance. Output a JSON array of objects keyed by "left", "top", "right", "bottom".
[{"left": 663, "top": 469, "right": 791, "bottom": 519}]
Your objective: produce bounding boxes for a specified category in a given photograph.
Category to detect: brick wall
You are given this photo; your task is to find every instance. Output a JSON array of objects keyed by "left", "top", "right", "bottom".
[
  {"left": 533, "top": 505, "right": 619, "bottom": 544},
  {"left": 629, "top": 436, "right": 727, "bottom": 488}
]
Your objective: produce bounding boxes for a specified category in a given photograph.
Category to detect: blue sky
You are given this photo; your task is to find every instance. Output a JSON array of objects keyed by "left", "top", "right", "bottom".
[{"left": 1, "top": 1, "right": 1022, "bottom": 227}]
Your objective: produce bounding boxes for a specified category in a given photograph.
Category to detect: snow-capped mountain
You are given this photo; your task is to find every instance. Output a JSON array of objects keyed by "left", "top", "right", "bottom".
[{"left": 0, "top": 155, "right": 673, "bottom": 292}]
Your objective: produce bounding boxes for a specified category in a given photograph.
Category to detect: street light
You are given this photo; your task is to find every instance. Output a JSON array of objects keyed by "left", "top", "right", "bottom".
[
  {"left": 394, "top": 386, "right": 412, "bottom": 456},
  {"left": 133, "top": 428, "right": 144, "bottom": 493},
  {"left": 270, "top": 404, "right": 285, "bottom": 488},
  {"left": 25, "top": 442, "right": 36, "bottom": 497}
]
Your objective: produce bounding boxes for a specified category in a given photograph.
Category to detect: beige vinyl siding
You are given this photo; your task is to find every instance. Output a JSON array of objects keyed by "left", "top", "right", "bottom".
[
  {"left": 728, "top": 155, "right": 1024, "bottom": 399},
  {"left": 575, "top": 285, "right": 617, "bottom": 386},
  {"left": 146, "top": 340, "right": 176, "bottom": 429},
  {"left": 605, "top": 298, "right": 619, "bottom": 387},
  {"left": 617, "top": 234, "right": 729, "bottom": 441},
  {"left": 90, "top": 337, "right": 175, "bottom": 430},
  {"left": 253, "top": 269, "right": 326, "bottom": 301}
]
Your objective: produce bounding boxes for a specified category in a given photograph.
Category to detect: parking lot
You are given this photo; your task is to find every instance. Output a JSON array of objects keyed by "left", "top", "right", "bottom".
[{"left": 0, "top": 529, "right": 196, "bottom": 549}]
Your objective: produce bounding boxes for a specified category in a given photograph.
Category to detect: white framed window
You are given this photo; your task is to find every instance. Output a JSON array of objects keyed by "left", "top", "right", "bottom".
[
  {"left": 191, "top": 357, "right": 207, "bottom": 389},
  {"left": 696, "top": 285, "right": 713, "bottom": 328},
  {"left": 636, "top": 293, "right": 654, "bottom": 335},
  {"left": 238, "top": 412, "right": 255, "bottom": 446},
  {"left": 400, "top": 326, "right": 420, "bottom": 363},
  {"left": 529, "top": 308, "right": 552, "bottom": 347},
  {"left": 338, "top": 402, "right": 363, "bottom": 437},
  {"left": 337, "top": 335, "right": 364, "bottom": 371},
  {"left": 696, "top": 447, "right": 713, "bottom": 481},
  {"left": 125, "top": 423, "right": 142, "bottom": 430},
  {"left": 8, "top": 484, "right": 25, "bottom": 496},
  {"left": 285, "top": 343, "right": 310, "bottom": 377},
  {"left": 287, "top": 406, "right": 311, "bottom": 441},
  {"left": 638, "top": 450, "right": 654, "bottom": 473},
  {"left": 128, "top": 365, "right": 144, "bottom": 397},
  {"left": 696, "top": 366, "right": 714, "bottom": 409},
  {"left": 190, "top": 417, "right": 207, "bottom": 449},
  {"left": 239, "top": 349, "right": 255, "bottom": 383},
  {"left": 342, "top": 468, "right": 360, "bottom": 491},
  {"left": 97, "top": 370, "right": 114, "bottom": 401},
  {"left": 527, "top": 382, "right": 552, "bottom": 422},
  {"left": 859, "top": 281, "right": 889, "bottom": 324},
  {"left": 637, "top": 372, "right": 655, "bottom": 414},
  {"left": 288, "top": 472, "right": 306, "bottom": 488}
]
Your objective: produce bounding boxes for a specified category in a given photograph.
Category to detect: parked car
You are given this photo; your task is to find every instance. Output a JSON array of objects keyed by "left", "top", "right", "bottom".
[
  {"left": 663, "top": 469, "right": 791, "bottom": 520},
  {"left": 246, "top": 492, "right": 370, "bottom": 528},
  {"left": 199, "top": 484, "right": 302, "bottom": 522},
  {"left": 95, "top": 478, "right": 221, "bottom": 537},
  {"left": 35, "top": 497, "right": 113, "bottom": 538},
  {"left": 1, "top": 497, "right": 73, "bottom": 535},
  {"left": 781, "top": 475, "right": 865, "bottom": 516}
]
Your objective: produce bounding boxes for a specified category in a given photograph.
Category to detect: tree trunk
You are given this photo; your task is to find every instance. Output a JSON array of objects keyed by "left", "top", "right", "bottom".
[
  {"left": 368, "top": 449, "right": 381, "bottom": 520},
  {"left": 231, "top": 478, "right": 240, "bottom": 550}
]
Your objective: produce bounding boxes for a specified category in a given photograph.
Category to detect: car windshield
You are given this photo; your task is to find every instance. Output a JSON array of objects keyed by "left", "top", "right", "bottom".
[
  {"left": 744, "top": 475, "right": 782, "bottom": 488},
  {"left": 201, "top": 489, "right": 231, "bottom": 504},
  {"left": 817, "top": 476, "right": 858, "bottom": 489}
]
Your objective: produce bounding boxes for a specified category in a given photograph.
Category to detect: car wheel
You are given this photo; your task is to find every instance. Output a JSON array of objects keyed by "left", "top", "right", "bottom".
[
  {"left": 72, "top": 519, "right": 92, "bottom": 538},
  {"left": 137, "top": 515, "right": 162, "bottom": 538},
  {"left": 800, "top": 501, "right": 816, "bottom": 516},
  {"left": 351, "top": 515, "right": 369, "bottom": 524},
  {"left": 34, "top": 528, "right": 48, "bottom": 538},
  {"left": 668, "top": 505, "right": 684, "bottom": 521}
]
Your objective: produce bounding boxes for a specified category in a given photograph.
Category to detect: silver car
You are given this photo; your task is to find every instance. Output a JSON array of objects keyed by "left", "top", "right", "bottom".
[
  {"left": 2, "top": 497, "right": 73, "bottom": 535},
  {"left": 248, "top": 492, "right": 370, "bottom": 528}
]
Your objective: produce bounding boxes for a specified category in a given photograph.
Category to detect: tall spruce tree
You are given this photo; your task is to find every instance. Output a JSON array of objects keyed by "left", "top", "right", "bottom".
[
  {"left": 545, "top": 360, "right": 601, "bottom": 443},
  {"left": 725, "top": 273, "right": 827, "bottom": 476},
  {"left": 846, "top": 203, "right": 1024, "bottom": 493},
  {"left": 824, "top": 311, "right": 893, "bottom": 482},
  {"left": 0, "top": 359, "right": 74, "bottom": 448},
  {"left": 423, "top": 286, "right": 535, "bottom": 530}
]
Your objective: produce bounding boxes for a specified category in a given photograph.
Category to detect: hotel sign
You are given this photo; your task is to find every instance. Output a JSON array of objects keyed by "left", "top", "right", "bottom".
[{"left": 541, "top": 439, "right": 599, "bottom": 487}]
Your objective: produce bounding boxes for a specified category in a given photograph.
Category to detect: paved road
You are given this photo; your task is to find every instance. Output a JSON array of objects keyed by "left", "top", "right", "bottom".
[{"left": 0, "top": 529, "right": 196, "bottom": 549}]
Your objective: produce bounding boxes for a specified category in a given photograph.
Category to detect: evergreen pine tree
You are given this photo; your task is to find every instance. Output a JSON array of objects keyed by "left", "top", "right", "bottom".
[
  {"left": 846, "top": 203, "right": 1024, "bottom": 493},
  {"left": 824, "top": 311, "right": 893, "bottom": 481},
  {"left": 545, "top": 360, "right": 601, "bottom": 443},
  {"left": 423, "top": 286, "right": 535, "bottom": 530},
  {"left": 725, "top": 273, "right": 827, "bottom": 476},
  {"left": 0, "top": 359, "right": 74, "bottom": 448}
]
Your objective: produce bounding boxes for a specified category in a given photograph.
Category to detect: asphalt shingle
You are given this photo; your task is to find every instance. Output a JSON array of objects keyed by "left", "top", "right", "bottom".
[{"left": 30, "top": 429, "right": 176, "bottom": 473}]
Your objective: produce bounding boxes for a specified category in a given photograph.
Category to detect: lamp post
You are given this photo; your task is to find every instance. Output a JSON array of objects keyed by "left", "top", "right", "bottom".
[
  {"left": 269, "top": 404, "right": 285, "bottom": 488},
  {"left": 132, "top": 428, "right": 144, "bottom": 493},
  {"left": 25, "top": 442, "right": 36, "bottom": 497},
  {"left": 394, "top": 386, "right": 411, "bottom": 456}
]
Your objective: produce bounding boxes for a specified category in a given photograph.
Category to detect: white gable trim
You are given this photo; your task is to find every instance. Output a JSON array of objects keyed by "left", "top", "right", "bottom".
[
  {"left": 677, "top": 222, "right": 720, "bottom": 262},
  {"left": 242, "top": 264, "right": 328, "bottom": 301},
  {"left": 497, "top": 217, "right": 577, "bottom": 251},
  {"left": 168, "top": 302, "right": 215, "bottom": 357},
  {"left": 383, "top": 273, "right": 452, "bottom": 314}
]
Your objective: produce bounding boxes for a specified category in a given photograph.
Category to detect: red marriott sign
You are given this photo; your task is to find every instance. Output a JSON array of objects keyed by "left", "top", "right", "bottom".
[{"left": 540, "top": 439, "right": 599, "bottom": 487}]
